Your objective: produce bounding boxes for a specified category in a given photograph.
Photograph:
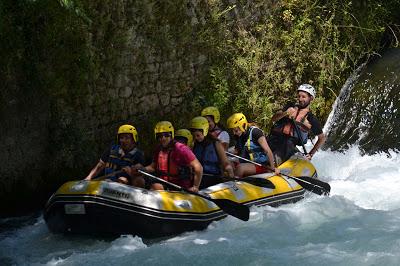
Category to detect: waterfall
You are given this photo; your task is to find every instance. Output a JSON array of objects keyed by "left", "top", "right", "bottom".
[
  {"left": 323, "top": 63, "right": 366, "bottom": 136},
  {"left": 323, "top": 49, "right": 400, "bottom": 154}
]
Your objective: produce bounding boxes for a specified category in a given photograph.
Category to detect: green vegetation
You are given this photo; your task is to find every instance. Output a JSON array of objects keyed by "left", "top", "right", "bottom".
[
  {"left": 0, "top": 0, "right": 91, "bottom": 98},
  {"left": 2, "top": 0, "right": 399, "bottom": 131},
  {"left": 193, "top": 0, "right": 400, "bottom": 130}
]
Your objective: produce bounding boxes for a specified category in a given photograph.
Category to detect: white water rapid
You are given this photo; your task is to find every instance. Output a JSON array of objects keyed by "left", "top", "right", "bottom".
[{"left": 1, "top": 146, "right": 400, "bottom": 265}]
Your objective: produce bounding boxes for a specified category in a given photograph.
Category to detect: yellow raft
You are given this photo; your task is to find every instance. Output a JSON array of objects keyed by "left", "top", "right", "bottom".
[{"left": 44, "top": 154, "right": 317, "bottom": 238}]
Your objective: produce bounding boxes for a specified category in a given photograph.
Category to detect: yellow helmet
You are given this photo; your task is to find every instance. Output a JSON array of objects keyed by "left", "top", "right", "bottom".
[
  {"left": 190, "top": 116, "right": 209, "bottom": 136},
  {"left": 117, "top": 124, "right": 138, "bottom": 143},
  {"left": 175, "top": 129, "right": 193, "bottom": 147},
  {"left": 227, "top": 113, "right": 248, "bottom": 132},
  {"left": 201, "top": 106, "right": 220, "bottom": 123},
  {"left": 154, "top": 121, "right": 174, "bottom": 139}
]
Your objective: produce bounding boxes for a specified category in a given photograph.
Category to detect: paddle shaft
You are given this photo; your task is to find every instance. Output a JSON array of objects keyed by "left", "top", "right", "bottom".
[
  {"left": 291, "top": 119, "right": 308, "bottom": 155},
  {"left": 138, "top": 170, "right": 178, "bottom": 188},
  {"left": 226, "top": 151, "right": 263, "bottom": 166},
  {"left": 225, "top": 151, "right": 330, "bottom": 195},
  {"left": 226, "top": 152, "right": 312, "bottom": 186}
]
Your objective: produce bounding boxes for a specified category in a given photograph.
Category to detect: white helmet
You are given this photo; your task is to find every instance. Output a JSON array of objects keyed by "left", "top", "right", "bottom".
[{"left": 297, "top": 84, "right": 316, "bottom": 98}]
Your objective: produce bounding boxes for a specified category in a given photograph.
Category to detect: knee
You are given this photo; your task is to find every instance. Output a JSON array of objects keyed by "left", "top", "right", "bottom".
[
  {"left": 151, "top": 183, "right": 164, "bottom": 190},
  {"left": 235, "top": 165, "right": 244, "bottom": 178},
  {"left": 117, "top": 176, "right": 129, "bottom": 185}
]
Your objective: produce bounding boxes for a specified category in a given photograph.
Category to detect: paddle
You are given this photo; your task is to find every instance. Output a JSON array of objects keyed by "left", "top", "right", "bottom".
[
  {"left": 291, "top": 119, "right": 309, "bottom": 155},
  {"left": 138, "top": 169, "right": 250, "bottom": 221},
  {"left": 276, "top": 171, "right": 330, "bottom": 196},
  {"left": 202, "top": 173, "right": 275, "bottom": 189},
  {"left": 225, "top": 151, "right": 330, "bottom": 196}
]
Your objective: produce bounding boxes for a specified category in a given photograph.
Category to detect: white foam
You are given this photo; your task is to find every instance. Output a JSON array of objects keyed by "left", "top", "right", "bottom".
[
  {"left": 314, "top": 147, "right": 400, "bottom": 210},
  {"left": 193, "top": 238, "right": 209, "bottom": 245},
  {"left": 2, "top": 147, "right": 400, "bottom": 265}
]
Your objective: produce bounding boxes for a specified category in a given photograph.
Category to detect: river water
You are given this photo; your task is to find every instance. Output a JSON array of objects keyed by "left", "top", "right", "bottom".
[
  {"left": 1, "top": 49, "right": 400, "bottom": 265},
  {"left": 1, "top": 147, "right": 400, "bottom": 265}
]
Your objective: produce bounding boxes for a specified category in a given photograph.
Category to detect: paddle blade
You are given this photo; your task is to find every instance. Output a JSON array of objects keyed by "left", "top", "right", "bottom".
[
  {"left": 241, "top": 177, "right": 275, "bottom": 189},
  {"left": 291, "top": 176, "right": 331, "bottom": 196},
  {"left": 212, "top": 199, "right": 250, "bottom": 221}
]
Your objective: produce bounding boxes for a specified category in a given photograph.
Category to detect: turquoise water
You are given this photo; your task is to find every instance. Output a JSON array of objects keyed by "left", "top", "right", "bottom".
[{"left": 1, "top": 147, "right": 400, "bottom": 265}]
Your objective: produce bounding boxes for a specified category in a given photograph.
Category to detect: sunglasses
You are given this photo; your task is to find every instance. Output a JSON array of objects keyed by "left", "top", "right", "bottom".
[
  {"left": 190, "top": 128, "right": 203, "bottom": 133},
  {"left": 156, "top": 132, "right": 172, "bottom": 139}
]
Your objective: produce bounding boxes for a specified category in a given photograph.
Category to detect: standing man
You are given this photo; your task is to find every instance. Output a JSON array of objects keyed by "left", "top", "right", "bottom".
[
  {"left": 140, "top": 121, "right": 203, "bottom": 193},
  {"left": 84, "top": 124, "right": 145, "bottom": 187},
  {"left": 268, "top": 84, "right": 326, "bottom": 163}
]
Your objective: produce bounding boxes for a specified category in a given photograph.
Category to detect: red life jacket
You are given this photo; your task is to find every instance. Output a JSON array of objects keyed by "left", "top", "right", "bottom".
[
  {"left": 155, "top": 143, "right": 193, "bottom": 188},
  {"left": 273, "top": 106, "right": 311, "bottom": 144},
  {"left": 282, "top": 107, "right": 310, "bottom": 135},
  {"left": 156, "top": 150, "right": 178, "bottom": 181}
]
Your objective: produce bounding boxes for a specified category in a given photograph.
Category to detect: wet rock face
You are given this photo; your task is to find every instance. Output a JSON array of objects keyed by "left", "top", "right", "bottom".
[{"left": 324, "top": 49, "right": 400, "bottom": 154}]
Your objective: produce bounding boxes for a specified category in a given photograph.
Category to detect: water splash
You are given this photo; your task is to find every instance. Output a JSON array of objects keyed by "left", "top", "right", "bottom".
[
  {"left": 323, "top": 49, "right": 400, "bottom": 154},
  {"left": 1, "top": 147, "right": 400, "bottom": 265},
  {"left": 323, "top": 63, "right": 366, "bottom": 136}
]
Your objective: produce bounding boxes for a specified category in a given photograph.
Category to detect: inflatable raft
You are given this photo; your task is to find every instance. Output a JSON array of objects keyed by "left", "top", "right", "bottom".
[{"left": 44, "top": 154, "right": 317, "bottom": 238}]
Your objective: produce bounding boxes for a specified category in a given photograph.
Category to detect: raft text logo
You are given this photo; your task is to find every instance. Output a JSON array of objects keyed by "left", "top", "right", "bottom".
[{"left": 102, "top": 188, "right": 131, "bottom": 199}]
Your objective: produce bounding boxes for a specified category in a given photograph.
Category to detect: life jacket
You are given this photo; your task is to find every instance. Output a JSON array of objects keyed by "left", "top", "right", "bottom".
[
  {"left": 238, "top": 126, "right": 268, "bottom": 164},
  {"left": 104, "top": 145, "right": 140, "bottom": 179},
  {"left": 193, "top": 140, "right": 221, "bottom": 175},
  {"left": 272, "top": 106, "right": 311, "bottom": 144},
  {"left": 155, "top": 142, "right": 192, "bottom": 185}
]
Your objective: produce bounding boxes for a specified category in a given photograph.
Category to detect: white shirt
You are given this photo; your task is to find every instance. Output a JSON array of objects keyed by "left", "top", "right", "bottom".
[{"left": 218, "top": 130, "right": 230, "bottom": 144}]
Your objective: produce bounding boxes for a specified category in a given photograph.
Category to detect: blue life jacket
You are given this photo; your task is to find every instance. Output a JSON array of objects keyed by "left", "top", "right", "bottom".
[
  {"left": 193, "top": 140, "right": 221, "bottom": 175},
  {"left": 292, "top": 123, "right": 309, "bottom": 145},
  {"left": 238, "top": 126, "right": 268, "bottom": 164},
  {"left": 104, "top": 145, "right": 140, "bottom": 180}
]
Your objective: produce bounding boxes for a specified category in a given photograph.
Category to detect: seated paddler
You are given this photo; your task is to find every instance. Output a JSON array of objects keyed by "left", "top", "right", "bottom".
[
  {"left": 201, "top": 106, "right": 230, "bottom": 150},
  {"left": 190, "top": 116, "right": 234, "bottom": 189},
  {"left": 84, "top": 124, "right": 145, "bottom": 187},
  {"left": 226, "top": 113, "right": 279, "bottom": 178},
  {"left": 138, "top": 121, "right": 203, "bottom": 193}
]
